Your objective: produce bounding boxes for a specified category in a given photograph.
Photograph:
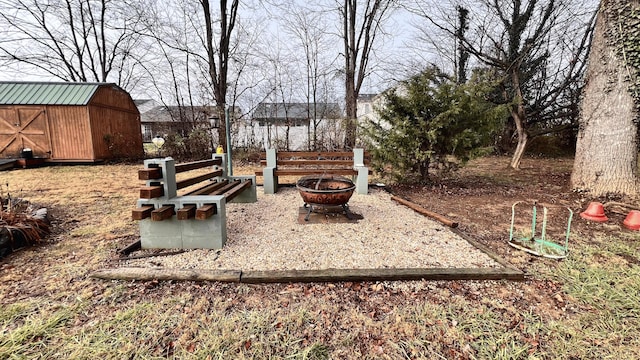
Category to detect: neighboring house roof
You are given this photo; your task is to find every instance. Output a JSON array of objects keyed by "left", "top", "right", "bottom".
[
  {"left": 140, "top": 106, "right": 219, "bottom": 124},
  {"left": 0, "top": 81, "right": 120, "bottom": 105},
  {"left": 357, "top": 93, "right": 378, "bottom": 101},
  {"left": 253, "top": 102, "right": 342, "bottom": 121},
  {"left": 134, "top": 99, "right": 159, "bottom": 114}
]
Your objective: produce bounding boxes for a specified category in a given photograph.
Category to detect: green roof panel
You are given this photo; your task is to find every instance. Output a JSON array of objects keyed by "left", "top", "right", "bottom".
[{"left": 0, "top": 82, "right": 103, "bottom": 105}]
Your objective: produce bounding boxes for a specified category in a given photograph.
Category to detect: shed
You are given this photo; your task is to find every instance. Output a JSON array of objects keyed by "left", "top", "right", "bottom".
[{"left": 0, "top": 82, "right": 143, "bottom": 162}]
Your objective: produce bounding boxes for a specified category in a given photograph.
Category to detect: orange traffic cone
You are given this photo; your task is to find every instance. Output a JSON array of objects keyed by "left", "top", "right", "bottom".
[
  {"left": 580, "top": 202, "right": 608, "bottom": 222},
  {"left": 623, "top": 210, "right": 640, "bottom": 230}
]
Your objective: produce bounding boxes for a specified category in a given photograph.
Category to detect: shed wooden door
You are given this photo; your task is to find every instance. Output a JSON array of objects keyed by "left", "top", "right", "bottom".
[{"left": 0, "top": 107, "right": 51, "bottom": 158}]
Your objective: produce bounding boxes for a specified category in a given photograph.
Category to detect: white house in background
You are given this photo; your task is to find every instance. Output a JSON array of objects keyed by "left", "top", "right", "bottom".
[
  {"left": 357, "top": 93, "right": 384, "bottom": 124},
  {"left": 135, "top": 99, "right": 229, "bottom": 143},
  {"left": 240, "top": 102, "right": 343, "bottom": 150}
]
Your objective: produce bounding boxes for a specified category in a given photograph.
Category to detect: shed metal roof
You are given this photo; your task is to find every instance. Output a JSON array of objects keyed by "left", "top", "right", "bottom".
[{"left": 0, "top": 82, "right": 109, "bottom": 105}]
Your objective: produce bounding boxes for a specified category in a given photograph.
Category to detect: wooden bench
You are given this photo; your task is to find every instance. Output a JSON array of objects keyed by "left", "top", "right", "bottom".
[
  {"left": 132, "top": 154, "right": 256, "bottom": 250},
  {"left": 255, "top": 149, "right": 370, "bottom": 195}
]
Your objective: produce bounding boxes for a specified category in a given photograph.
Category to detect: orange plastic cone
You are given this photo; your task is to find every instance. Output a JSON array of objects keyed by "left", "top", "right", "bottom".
[
  {"left": 623, "top": 210, "right": 640, "bottom": 230},
  {"left": 580, "top": 202, "right": 608, "bottom": 222}
]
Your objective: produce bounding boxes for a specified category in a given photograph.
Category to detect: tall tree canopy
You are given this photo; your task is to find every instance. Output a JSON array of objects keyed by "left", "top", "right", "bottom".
[
  {"left": 409, "top": 0, "right": 596, "bottom": 169},
  {"left": 0, "top": 0, "right": 146, "bottom": 87}
]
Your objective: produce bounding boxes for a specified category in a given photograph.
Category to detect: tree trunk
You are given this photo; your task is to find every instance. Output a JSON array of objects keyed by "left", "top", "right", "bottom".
[
  {"left": 571, "top": 0, "right": 639, "bottom": 196},
  {"left": 510, "top": 130, "right": 528, "bottom": 169},
  {"left": 509, "top": 69, "right": 529, "bottom": 169},
  {"left": 344, "top": 89, "right": 357, "bottom": 149}
]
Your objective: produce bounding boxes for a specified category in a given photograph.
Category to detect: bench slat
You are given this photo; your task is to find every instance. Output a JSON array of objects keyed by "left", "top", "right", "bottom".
[
  {"left": 260, "top": 151, "right": 370, "bottom": 159},
  {"left": 138, "top": 168, "right": 163, "bottom": 180},
  {"left": 140, "top": 186, "right": 164, "bottom": 199},
  {"left": 175, "top": 159, "right": 222, "bottom": 173},
  {"left": 196, "top": 204, "right": 217, "bottom": 220},
  {"left": 132, "top": 205, "right": 155, "bottom": 220},
  {"left": 176, "top": 170, "right": 223, "bottom": 190},
  {"left": 176, "top": 205, "right": 196, "bottom": 220},
  {"left": 210, "top": 179, "right": 241, "bottom": 196},
  {"left": 151, "top": 205, "right": 175, "bottom": 221},
  {"left": 275, "top": 151, "right": 355, "bottom": 158},
  {"left": 184, "top": 179, "right": 229, "bottom": 196},
  {"left": 224, "top": 179, "right": 253, "bottom": 202},
  {"left": 261, "top": 159, "right": 355, "bottom": 166}
]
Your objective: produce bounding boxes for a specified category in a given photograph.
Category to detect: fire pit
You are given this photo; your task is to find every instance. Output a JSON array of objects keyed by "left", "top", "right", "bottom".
[{"left": 296, "top": 175, "right": 356, "bottom": 221}]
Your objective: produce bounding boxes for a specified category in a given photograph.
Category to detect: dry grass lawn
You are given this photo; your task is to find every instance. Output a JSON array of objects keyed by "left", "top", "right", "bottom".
[{"left": 1, "top": 158, "right": 640, "bottom": 359}]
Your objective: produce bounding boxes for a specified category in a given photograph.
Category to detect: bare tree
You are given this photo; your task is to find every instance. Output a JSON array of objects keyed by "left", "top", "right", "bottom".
[
  {"left": 283, "top": 6, "right": 340, "bottom": 150},
  {"left": 409, "top": 0, "right": 596, "bottom": 169},
  {"left": 571, "top": 0, "right": 640, "bottom": 196},
  {"left": 339, "top": 0, "right": 396, "bottom": 149},
  {"left": 199, "top": 0, "right": 240, "bottom": 151},
  {"left": 0, "top": 0, "right": 145, "bottom": 85}
]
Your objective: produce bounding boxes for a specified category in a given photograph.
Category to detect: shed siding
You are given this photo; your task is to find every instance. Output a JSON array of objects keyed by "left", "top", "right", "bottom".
[
  {"left": 46, "top": 106, "right": 94, "bottom": 160},
  {"left": 88, "top": 105, "right": 143, "bottom": 159},
  {"left": 0, "top": 82, "right": 142, "bottom": 161},
  {"left": 88, "top": 86, "right": 143, "bottom": 159},
  {"left": 91, "top": 85, "right": 138, "bottom": 112}
]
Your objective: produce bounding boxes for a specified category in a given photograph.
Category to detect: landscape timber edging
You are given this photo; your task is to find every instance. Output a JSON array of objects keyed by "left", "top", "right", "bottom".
[{"left": 91, "top": 266, "right": 524, "bottom": 283}]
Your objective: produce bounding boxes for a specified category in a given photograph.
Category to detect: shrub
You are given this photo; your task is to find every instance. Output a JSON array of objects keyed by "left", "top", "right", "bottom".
[
  {"left": 162, "top": 128, "right": 213, "bottom": 162},
  {"left": 361, "top": 67, "right": 508, "bottom": 183}
]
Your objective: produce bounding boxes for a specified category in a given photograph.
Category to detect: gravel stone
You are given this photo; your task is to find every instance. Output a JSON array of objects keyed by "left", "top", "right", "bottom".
[{"left": 125, "top": 188, "right": 502, "bottom": 270}]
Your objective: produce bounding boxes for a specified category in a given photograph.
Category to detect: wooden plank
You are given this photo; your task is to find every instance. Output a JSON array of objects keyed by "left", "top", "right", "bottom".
[
  {"left": 118, "top": 240, "right": 141, "bottom": 255},
  {"left": 151, "top": 205, "right": 175, "bottom": 221},
  {"left": 90, "top": 267, "right": 522, "bottom": 283},
  {"left": 261, "top": 159, "right": 354, "bottom": 166},
  {"left": 391, "top": 196, "right": 459, "bottom": 228},
  {"left": 241, "top": 267, "right": 524, "bottom": 283},
  {"left": 176, "top": 204, "right": 196, "bottom": 220},
  {"left": 139, "top": 186, "right": 164, "bottom": 199},
  {"left": 132, "top": 205, "right": 155, "bottom": 220},
  {"left": 175, "top": 159, "right": 222, "bottom": 173},
  {"left": 196, "top": 204, "right": 217, "bottom": 220},
  {"left": 210, "top": 179, "right": 241, "bottom": 195},
  {"left": 224, "top": 179, "right": 252, "bottom": 202},
  {"left": 276, "top": 151, "right": 354, "bottom": 158},
  {"left": 185, "top": 179, "right": 229, "bottom": 196},
  {"left": 274, "top": 168, "right": 359, "bottom": 176},
  {"left": 176, "top": 170, "right": 223, "bottom": 190},
  {"left": 138, "top": 168, "right": 162, "bottom": 180},
  {"left": 255, "top": 170, "right": 263, "bottom": 176},
  {"left": 91, "top": 267, "right": 242, "bottom": 282}
]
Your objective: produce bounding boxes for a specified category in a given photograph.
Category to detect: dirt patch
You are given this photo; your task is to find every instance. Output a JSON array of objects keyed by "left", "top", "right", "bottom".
[{"left": 388, "top": 156, "right": 624, "bottom": 266}]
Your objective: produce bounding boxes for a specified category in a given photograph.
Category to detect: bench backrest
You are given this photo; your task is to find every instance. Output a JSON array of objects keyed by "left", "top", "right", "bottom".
[
  {"left": 260, "top": 149, "right": 370, "bottom": 168},
  {"left": 138, "top": 156, "right": 226, "bottom": 200}
]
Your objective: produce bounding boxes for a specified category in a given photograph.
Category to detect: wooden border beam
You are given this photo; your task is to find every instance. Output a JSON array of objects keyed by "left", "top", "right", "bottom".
[
  {"left": 91, "top": 268, "right": 241, "bottom": 282},
  {"left": 91, "top": 266, "right": 523, "bottom": 283}
]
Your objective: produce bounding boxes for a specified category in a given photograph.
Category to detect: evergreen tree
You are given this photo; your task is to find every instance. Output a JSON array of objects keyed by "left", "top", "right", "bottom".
[{"left": 362, "top": 68, "right": 507, "bottom": 182}]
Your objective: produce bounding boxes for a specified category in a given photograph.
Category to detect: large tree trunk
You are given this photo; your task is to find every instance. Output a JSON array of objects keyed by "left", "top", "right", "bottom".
[{"left": 571, "top": 0, "right": 639, "bottom": 196}]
